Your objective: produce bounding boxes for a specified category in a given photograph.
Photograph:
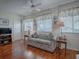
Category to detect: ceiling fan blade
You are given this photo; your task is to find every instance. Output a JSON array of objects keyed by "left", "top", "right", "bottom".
[
  {"left": 32, "top": 3, "right": 41, "bottom": 7},
  {"left": 30, "top": 0, "right": 32, "bottom": 3},
  {"left": 30, "top": 0, "right": 34, "bottom": 5}
]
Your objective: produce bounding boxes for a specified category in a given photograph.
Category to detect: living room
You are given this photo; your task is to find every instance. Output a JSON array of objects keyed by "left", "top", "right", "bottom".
[{"left": 0, "top": 0, "right": 79, "bottom": 59}]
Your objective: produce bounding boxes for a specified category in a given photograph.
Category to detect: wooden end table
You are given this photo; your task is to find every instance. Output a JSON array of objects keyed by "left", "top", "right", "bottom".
[
  {"left": 56, "top": 39, "right": 67, "bottom": 56},
  {"left": 24, "top": 35, "right": 29, "bottom": 45},
  {"left": 24, "top": 35, "right": 29, "bottom": 40}
]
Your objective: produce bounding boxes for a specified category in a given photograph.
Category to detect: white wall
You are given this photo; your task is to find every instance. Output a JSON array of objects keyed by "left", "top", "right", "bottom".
[
  {"left": 0, "top": 12, "right": 22, "bottom": 41},
  {"left": 62, "top": 33, "right": 79, "bottom": 51},
  {"left": 13, "top": 16, "right": 21, "bottom": 41}
]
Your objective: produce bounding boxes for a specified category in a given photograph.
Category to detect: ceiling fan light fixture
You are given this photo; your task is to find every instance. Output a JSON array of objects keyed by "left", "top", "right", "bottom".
[{"left": 35, "top": 8, "right": 41, "bottom": 11}]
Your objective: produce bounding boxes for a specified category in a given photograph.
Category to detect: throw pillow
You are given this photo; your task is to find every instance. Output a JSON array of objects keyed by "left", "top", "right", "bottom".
[
  {"left": 48, "top": 33, "right": 54, "bottom": 41},
  {"left": 32, "top": 32, "right": 39, "bottom": 38}
]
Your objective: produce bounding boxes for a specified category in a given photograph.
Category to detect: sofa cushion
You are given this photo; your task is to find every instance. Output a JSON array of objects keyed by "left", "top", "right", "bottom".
[
  {"left": 29, "top": 38, "right": 51, "bottom": 45},
  {"left": 37, "top": 39, "right": 51, "bottom": 45},
  {"left": 38, "top": 33, "right": 54, "bottom": 41},
  {"left": 38, "top": 33, "right": 49, "bottom": 40},
  {"left": 48, "top": 33, "right": 54, "bottom": 41},
  {"left": 29, "top": 38, "right": 39, "bottom": 41},
  {"left": 31, "top": 32, "right": 39, "bottom": 38}
]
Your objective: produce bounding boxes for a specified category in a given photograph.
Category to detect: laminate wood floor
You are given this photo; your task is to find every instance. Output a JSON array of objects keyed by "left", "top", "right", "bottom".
[{"left": 0, "top": 40, "right": 77, "bottom": 59}]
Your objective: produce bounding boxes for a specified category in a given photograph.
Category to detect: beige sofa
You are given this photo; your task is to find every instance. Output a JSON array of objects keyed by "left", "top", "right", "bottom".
[{"left": 27, "top": 32, "right": 56, "bottom": 52}]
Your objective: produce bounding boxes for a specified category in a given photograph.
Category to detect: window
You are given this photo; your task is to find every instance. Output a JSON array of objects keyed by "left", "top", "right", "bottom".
[
  {"left": 59, "top": 8, "right": 79, "bottom": 33},
  {"left": 36, "top": 15, "right": 52, "bottom": 32},
  {"left": 73, "top": 15, "right": 79, "bottom": 33},
  {"left": 59, "top": 16, "right": 73, "bottom": 32},
  {"left": 23, "top": 19, "right": 33, "bottom": 31}
]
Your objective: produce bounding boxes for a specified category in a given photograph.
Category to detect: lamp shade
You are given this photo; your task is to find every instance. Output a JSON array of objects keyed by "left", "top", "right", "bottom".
[{"left": 55, "top": 18, "right": 64, "bottom": 27}]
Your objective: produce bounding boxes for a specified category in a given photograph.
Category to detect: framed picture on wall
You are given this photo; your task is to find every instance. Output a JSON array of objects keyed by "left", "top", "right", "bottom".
[{"left": 0, "top": 18, "right": 9, "bottom": 25}]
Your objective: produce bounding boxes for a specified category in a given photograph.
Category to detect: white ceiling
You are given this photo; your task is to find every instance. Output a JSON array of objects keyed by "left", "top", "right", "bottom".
[{"left": 0, "top": 0, "right": 77, "bottom": 16}]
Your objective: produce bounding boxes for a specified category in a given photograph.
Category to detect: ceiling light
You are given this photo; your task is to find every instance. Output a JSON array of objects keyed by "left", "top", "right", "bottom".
[{"left": 35, "top": 8, "right": 41, "bottom": 11}]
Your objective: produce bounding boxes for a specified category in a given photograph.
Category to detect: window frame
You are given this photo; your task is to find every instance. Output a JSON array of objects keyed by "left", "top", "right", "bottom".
[
  {"left": 23, "top": 19, "right": 33, "bottom": 31},
  {"left": 59, "top": 8, "right": 79, "bottom": 33},
  {"left": 36, "top": 15, "right": 53, "bottom": 32}
]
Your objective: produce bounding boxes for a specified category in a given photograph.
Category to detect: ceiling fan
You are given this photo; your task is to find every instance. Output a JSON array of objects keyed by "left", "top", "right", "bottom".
[{"left": 29, "top": 0, "right": 41, "bottom": 11}]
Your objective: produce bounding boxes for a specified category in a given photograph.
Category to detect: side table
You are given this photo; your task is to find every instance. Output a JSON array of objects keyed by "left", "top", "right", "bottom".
[
  {"left": 56, "top": 39, "right": 67, "bottom": 56},
  {"left": 24, "top": 35, "right": 29, "bottom": 45}
]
